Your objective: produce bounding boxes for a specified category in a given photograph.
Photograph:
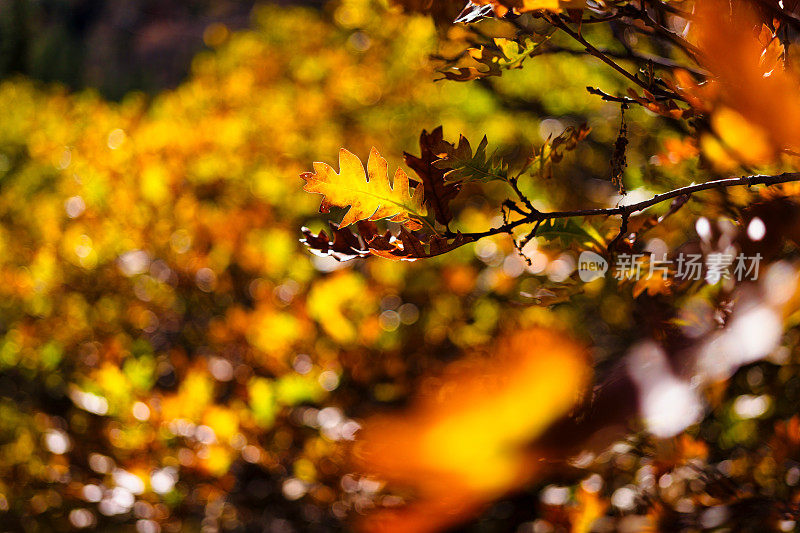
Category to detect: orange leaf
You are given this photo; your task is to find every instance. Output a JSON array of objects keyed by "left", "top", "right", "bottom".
[
  {"left": 696, "top": 1, "right": 800, "bottom": 156},
  {"left": 352, "top": 328, "right": 591, "bottom": 533}
]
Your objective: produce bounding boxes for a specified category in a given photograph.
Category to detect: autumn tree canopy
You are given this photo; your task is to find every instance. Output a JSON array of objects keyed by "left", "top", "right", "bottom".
[
  {"left": 2, "top": 0, "right": 800, "bottom": 532},
  {"left": 299, "top": 0, "right": 800, "bottom": 531}
]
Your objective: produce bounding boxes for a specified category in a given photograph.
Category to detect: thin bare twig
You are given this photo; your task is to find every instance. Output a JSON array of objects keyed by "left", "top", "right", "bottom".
[
  {"left": 607, "top": 212, "right": 630, "bottom": 252},
  {"left": 508, "top": 176, "right": 538, "bottom": 214},
  {"left": 549, "top": 16, "right": 683, "bottom": 101},
  {"left": 541, "top": 45, "right": 709, "bottom": 78},
  {"left": 445, "top": 172, "right": 800, "bottom": 242}
]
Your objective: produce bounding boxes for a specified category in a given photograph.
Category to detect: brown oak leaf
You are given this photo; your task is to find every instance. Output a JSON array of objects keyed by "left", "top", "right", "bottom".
[{"left": 404, "top": 127, "right": 461, "bottom": 226}]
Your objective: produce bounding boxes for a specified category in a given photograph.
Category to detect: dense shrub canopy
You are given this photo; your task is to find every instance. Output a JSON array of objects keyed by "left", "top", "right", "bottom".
[{"left": 2, "top": 0, "right": 800, "bottom": 532}]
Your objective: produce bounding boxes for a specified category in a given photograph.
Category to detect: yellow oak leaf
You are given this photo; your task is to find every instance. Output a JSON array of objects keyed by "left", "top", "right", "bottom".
[{"left": 301, "top": 148, "right": 426, "bottom": 229}]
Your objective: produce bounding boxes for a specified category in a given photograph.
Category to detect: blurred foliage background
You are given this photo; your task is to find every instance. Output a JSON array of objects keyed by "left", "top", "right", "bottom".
[{"left": 2, "top": 0, "right": 799, "bottom": 532}]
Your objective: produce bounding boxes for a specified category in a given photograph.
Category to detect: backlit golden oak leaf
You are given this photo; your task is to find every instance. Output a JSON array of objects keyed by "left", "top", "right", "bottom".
[{"left": 302, "top": 148, "right": 426, "bottom": 230}]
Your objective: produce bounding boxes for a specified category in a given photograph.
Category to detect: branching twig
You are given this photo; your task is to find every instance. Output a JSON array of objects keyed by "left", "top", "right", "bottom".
[
  {"left": 513, "top": 219, "right": 543, "bottom": 265},
  {"left": 550, "top": 15, "right": 681, "bottom": 100},
  {"left": 607, "top": 213, "right": 630, "bottom": 252},
  {"left": 502, "top": 199, "right": 529, "bottom": 217},
  {"left": 541, "top": 45, "right": 709, "bottom": 78},
  {"left": 586, "top": 87, "right": 639, "bottom": 104},
  {"left": 630, "top": 6, "right": 702, "bottom": 59},
  {"left": 444, "top": 172, "right": 800, "bottom": 242},
  {"left": 508, "top": 176, "right": 538, "bottom": 214}
]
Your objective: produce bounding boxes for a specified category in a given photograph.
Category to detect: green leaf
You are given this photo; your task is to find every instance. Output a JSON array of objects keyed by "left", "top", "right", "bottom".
[
  {"left": 435, "top": 136, "right": 510, "bottom": 183},
  {"left": 535, "top": 218, "right": 605, "bottom": 248}
]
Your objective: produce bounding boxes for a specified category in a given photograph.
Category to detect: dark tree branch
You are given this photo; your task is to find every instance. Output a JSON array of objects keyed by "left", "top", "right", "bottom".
[
  {"left": 607, "top": 212, "right": 631, "bottom": 252},
  {"left": 541, "top": 44, "right": 709, "bottom": 78},
  {"left": 549, "top": 16, "right": 682, "bottom": 101},
  {"left": 508, "top": 176, "right": 538, "bottom": 214},
  {"left": 634, "top": 9, "right": 701, "bottom": 58},
  {"left": 586, "top": 86, "right": 640, "bottom": 104},
  {"left": 444, "top": 172, "right": 800, "bottom": 243}
]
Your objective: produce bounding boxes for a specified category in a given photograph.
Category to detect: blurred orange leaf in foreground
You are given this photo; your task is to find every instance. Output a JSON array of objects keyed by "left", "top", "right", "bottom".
[
  {"left": 352, "top": 328, "right": 591, "bottom": 533},
  {"left": 695, "top": 0, "right": 800, "bottom": 162}
]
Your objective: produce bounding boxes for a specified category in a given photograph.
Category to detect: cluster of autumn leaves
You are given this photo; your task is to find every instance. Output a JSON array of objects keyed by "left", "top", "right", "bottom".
[
  {"left": 2, "top": 0, "right": 800, "bottom": 531},
  {"left": 0, "top": 3, "right": 573, "bottom": 530},
  {"left": 296, "top": 0, "right": 800, "bottom": 531},
  {"left": 301, "top": 130, "right": 474, "bottom": 260},
  {"left": 300, "top": 0, "right": 800, "bottom": 267},
  {"left": 301, "top": 124, "right": 590, "bottom": 261},
  {"left": 4, "top": 0, "right": 661, "bottom": 529}
]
